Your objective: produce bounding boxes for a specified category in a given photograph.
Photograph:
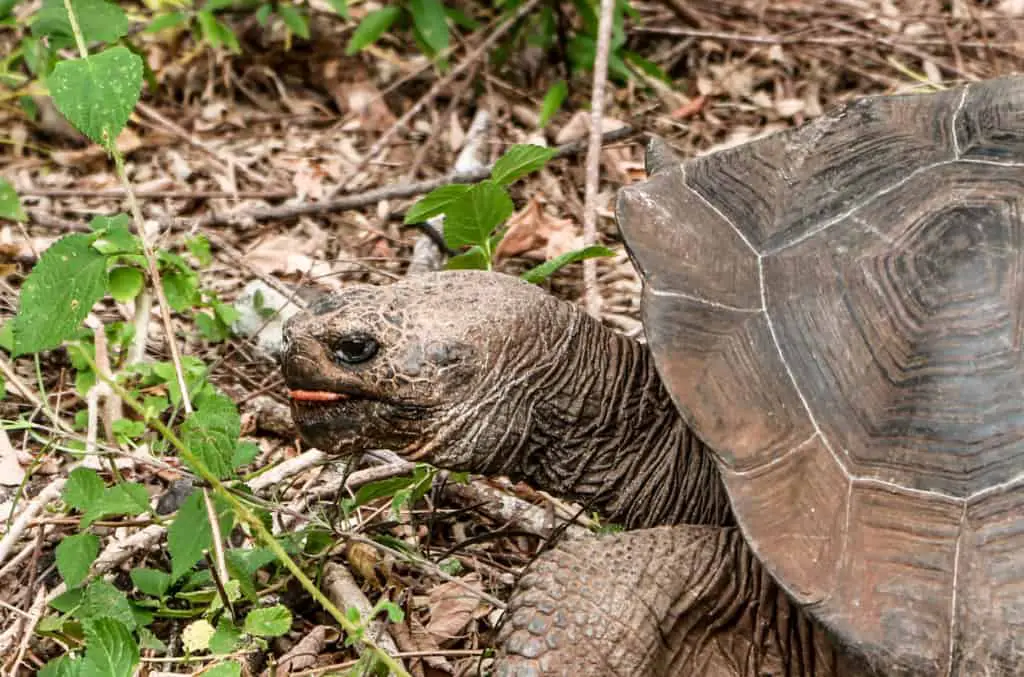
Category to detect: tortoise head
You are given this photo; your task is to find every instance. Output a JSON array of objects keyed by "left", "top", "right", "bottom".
[{"left": 280, "top": 271, "right": 568, "bottom": 464}]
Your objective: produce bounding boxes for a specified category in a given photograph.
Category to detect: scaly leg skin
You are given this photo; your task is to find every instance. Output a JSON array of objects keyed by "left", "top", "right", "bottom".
[{"left": 493, "top": 525, "right": 871, "bottom": 677}]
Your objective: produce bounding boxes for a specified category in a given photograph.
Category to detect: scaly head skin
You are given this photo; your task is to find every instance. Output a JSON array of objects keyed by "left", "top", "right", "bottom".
[
  {"left": 282, "top": 270, "right": 732, "bottom": 529},
  {"left": 281, "top": 271, "right": 573, "bottom": 464}
]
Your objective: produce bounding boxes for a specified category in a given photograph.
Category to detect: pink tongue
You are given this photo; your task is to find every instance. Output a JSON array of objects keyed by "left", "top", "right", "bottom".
[{"left": 288, "top": 390, "right": 348, "bottom": 402}]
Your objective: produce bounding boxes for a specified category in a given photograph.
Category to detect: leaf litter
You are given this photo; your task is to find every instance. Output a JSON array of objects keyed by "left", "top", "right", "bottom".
[{"left": 1, "top": 0, "right": 1022, "bottom": 673}]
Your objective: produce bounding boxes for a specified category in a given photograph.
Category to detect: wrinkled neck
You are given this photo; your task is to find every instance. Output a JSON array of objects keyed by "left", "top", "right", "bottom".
[{"left": 458, "top": 306, "right": 734, "bottom": 530}]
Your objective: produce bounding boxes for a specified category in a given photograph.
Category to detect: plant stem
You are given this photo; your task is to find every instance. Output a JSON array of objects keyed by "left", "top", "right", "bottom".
[
  {"left": 80, "top": 351, "right": 410, "bottom": 677},
  {"left": 61, "top": 0, "right": 90, "bottom": 60}
]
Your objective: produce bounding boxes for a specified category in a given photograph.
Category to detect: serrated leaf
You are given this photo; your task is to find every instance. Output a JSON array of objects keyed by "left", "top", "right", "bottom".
[
  {"left": 32, "top": 0, "right": 128, "bottom": 46},
  {"left": 145, "top": 11, "right": 188, "bottom": 33},
  {"left": 203, "top": 661, "right": 242, "bottom": 677},
  {"left": 186, "top": 235, "right": 212, "bottom": 266},
  {"left": 107, "top": 267, "right": 144, "bottom": 303},
  {"left": 409, "top": 0, "right": 448, "bottom": 56},
  {"left": 0, "top": 179, "right": 25, "bottom": 221},
  {"left": 48, "top": 47, "right": 142, "bottom": 150},
  {"left": 276, "top": 4, "right": 310, "bottom": 39},
  {"left": 345, "top": 6, "right": 401, "bottom": 55},
  {"left": 405, "top": 183, "right": 471, "bottom": 224},
  {"left": 520, "top": 245, "right": 616, "bottom": 284},
  {"left": 80, "top": 481, "right": 150, "bottom": 528},
  {"left": 181, "top": 392, "right": 240, "bottom": 479},
  {"left": 39, "top": 655, "right": 86, "bottom": 677},
  {"left": 539, "top": 80, "right": 567, "bottom": 128},
  {"left": 232, "top": 441, "right": 259, "bottom": 469},
  {"left": 244, "top": 604, "right": 292, "bottom": 637},
  {"left": 491, "top": 144, "right": 557, "bottom": 185},
  {"left": 209, "top": 618, "right": 243, "bottom": 654},
  {"left": 161, "top": 271, "right": 199, "bottom": 311},
  {"left": 82, "top": 618, "right": 138, "bottom": 677},
  {"left": 130, "top": 568, "right": 171, "bottom": 597},
  {"left": 11, "top": 233, "right": 107, "bottom": 356},
  {"left": 444, "top": 181, "right": 513, "bottom": 249},
  {"left": 64, "top": 467, "right": 105, "bottom": 511},
  {"left": 80, "top": 580, "right": 136, "bottom": 628},
  {"left": 168, "top": 490, "right": 210, "bottom": 580},
  {"left": 326, "top": 0, "right": 348, "bottom": 18},
  {"left": 56, "top": 533, "right": 99, "bottom": 588}
]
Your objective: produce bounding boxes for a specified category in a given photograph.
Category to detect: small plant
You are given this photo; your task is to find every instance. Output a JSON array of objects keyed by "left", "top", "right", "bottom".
[
  {"left": 1, "top": 1, "right": 410, "bottom": 674},
  {"left": 404, "top": 143, "right": 614, "bottom": 282}
]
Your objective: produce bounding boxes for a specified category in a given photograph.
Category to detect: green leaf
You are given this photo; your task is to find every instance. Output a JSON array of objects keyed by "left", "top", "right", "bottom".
[
  {"left": 107, "top": 267, "right": 144, "bottom": 303},
  {"left": 0, "top": 0, "right": 17, "bottom": 20},
  {"left": 276, "top": 4, "right": 310, "bottom": 39},
  {"left": 145, "top": 11, "right": 188, "bottom": 33},
  {"left": 48, "top": 47, "right": 143, "bottom": 151},
  {"left": 39, "top": 655, "right": 85, "bottom": 677},
  {"left": 64, "top": 467, "right": 105, "bottom": 511},
  {"left": 232, "top": 441, "right": 260, "bottom": 469},
  {"left": 11, "top": 233, "right": 107, "bottom": 356},
  {"left": 181, "top": 392, "right": 240, "bottom": 479},
  {"left": 81, "top": 618, "right": 139, "bottom": 677},
  {"left": 443, "top": 180, "right": 513, "bottom": 249},
  {"left": 168, "top": 490, "right": 209, "bottom": 580},
  {"left": 80, "top": 580, "right": 136, "bottom": 628},
  {"left": 130, "top": 568, "right": 171, "bottom": 597},
  {"left": 326, "top": 0, "right": 348, "bottom": 18},
  {"left": 32, "top": 0, "right": 129, "bottom": 46},
  {"left": 243, "top": 604, "right": 292, "bottom": 637},
  {"left": 209, "top": 618, "right": 243, "bottom": 655},
  {"left": 0, "top": 179, "right": 25, "bottom": 221},
  {"left": 491, "top": 144, "right": 557, "bottom": 185},
  {"left": 80, "top": 481, "right": 151, "bottom": 528},
  {"left": 346, "top": 6, "right": 401, "bottom": 55},
  {"left": 539, "top": 80, "right": 568, "bottom": 128},
  {"left": 352, "top": 472, "right": 419, "bottom": 507},
  {"left": 405, "top": 183, "right": 471, "bottom": 224},
  {"left": 202, "top": 661, "right": 242, "bottom": 677},
  {"left": 520, "top": 245, "right": 616, "bottom": 284},
  {"left": 255, "top": 3, "right": 272, "bottom": 25},
  {"left": 0, "top": 373, "right": 5, "bottom": 400},
  {"left": 186, "top": 235, "right": 212, "bottom": 266},
  {"left": 409, "top": 0, "right": 448, "bottom": 56},
  {"left": 56, "top": 533, "right": 99, "bottom": 588},
  {"left": 161, "top": 271, "right": 199, "bottom": 311}
]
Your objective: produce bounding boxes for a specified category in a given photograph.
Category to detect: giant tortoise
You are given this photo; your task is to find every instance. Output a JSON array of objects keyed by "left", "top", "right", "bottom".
[{"left": 281, "top": 75, "right": 1024, "bottom": 676}]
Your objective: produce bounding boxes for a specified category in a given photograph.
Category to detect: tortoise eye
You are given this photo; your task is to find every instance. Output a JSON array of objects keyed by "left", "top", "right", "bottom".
[{"left": 333, "top": 335, "right": 379, "bottom": 365}]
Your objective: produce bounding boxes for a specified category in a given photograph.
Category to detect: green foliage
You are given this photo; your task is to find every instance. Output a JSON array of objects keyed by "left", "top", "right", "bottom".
[
  {"left": 49, "top": 47, "right": 143, "bottom": 150},
  {"left": 11, "top": 233, "right": 108, "bottom": 356},
  {"left": 346, "top": 6, "right": 401, "bottom": 55},
  {"left": 181, "top": 392, "right": 242, "bottom": 479},
  {"left": 539, "top": 80, "right": 568, "bottom": 128},
  {"left": 243, "top": 604, "right": 292, "bottom": 636},
  {"left": 0, "top": 179, "right": 26, "bottom": 222},
  {"left": 56, "top": 532, "right": 99, "bottom": 588},
  {"left": 406, "top": 144, "right": 614, "bottom": 281}
]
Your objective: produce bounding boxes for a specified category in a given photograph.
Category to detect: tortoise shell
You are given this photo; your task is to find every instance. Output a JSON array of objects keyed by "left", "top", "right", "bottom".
[{"left": 616, "top": 76, "right": 1024, "bottom": 675}]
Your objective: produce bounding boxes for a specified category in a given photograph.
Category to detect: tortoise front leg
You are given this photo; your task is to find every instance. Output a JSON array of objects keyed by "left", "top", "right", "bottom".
[{"left": 493, "top": 525, "right": 868, "bottom": 677}]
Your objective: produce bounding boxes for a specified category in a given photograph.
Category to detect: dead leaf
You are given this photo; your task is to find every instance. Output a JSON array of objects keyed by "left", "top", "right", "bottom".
[
  {"left": 425, "top": 572, "right": 485, "bottom": 644},
  {"left": 554, "top": 111, "right": 628, "bottom": 145},
  {"left": 0, "top": 430, "right": 26, "bottom": 487},
  {"left": 494, "top": 197, "right": 578, "bottom": 261},
  {"left": 243, "top": 234, "right": 329, "bottom": 279},
  {"left": 671, "top": 94, "right": 706, "bottom": 119},
  {"left": 275, "top": 625, "right": 339, "bottom": 673}
]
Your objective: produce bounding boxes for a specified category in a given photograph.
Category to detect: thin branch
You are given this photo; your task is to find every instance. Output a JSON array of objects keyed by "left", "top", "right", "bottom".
[{"left": 581, "top": 0, "right": 617, "bottom": 317}]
